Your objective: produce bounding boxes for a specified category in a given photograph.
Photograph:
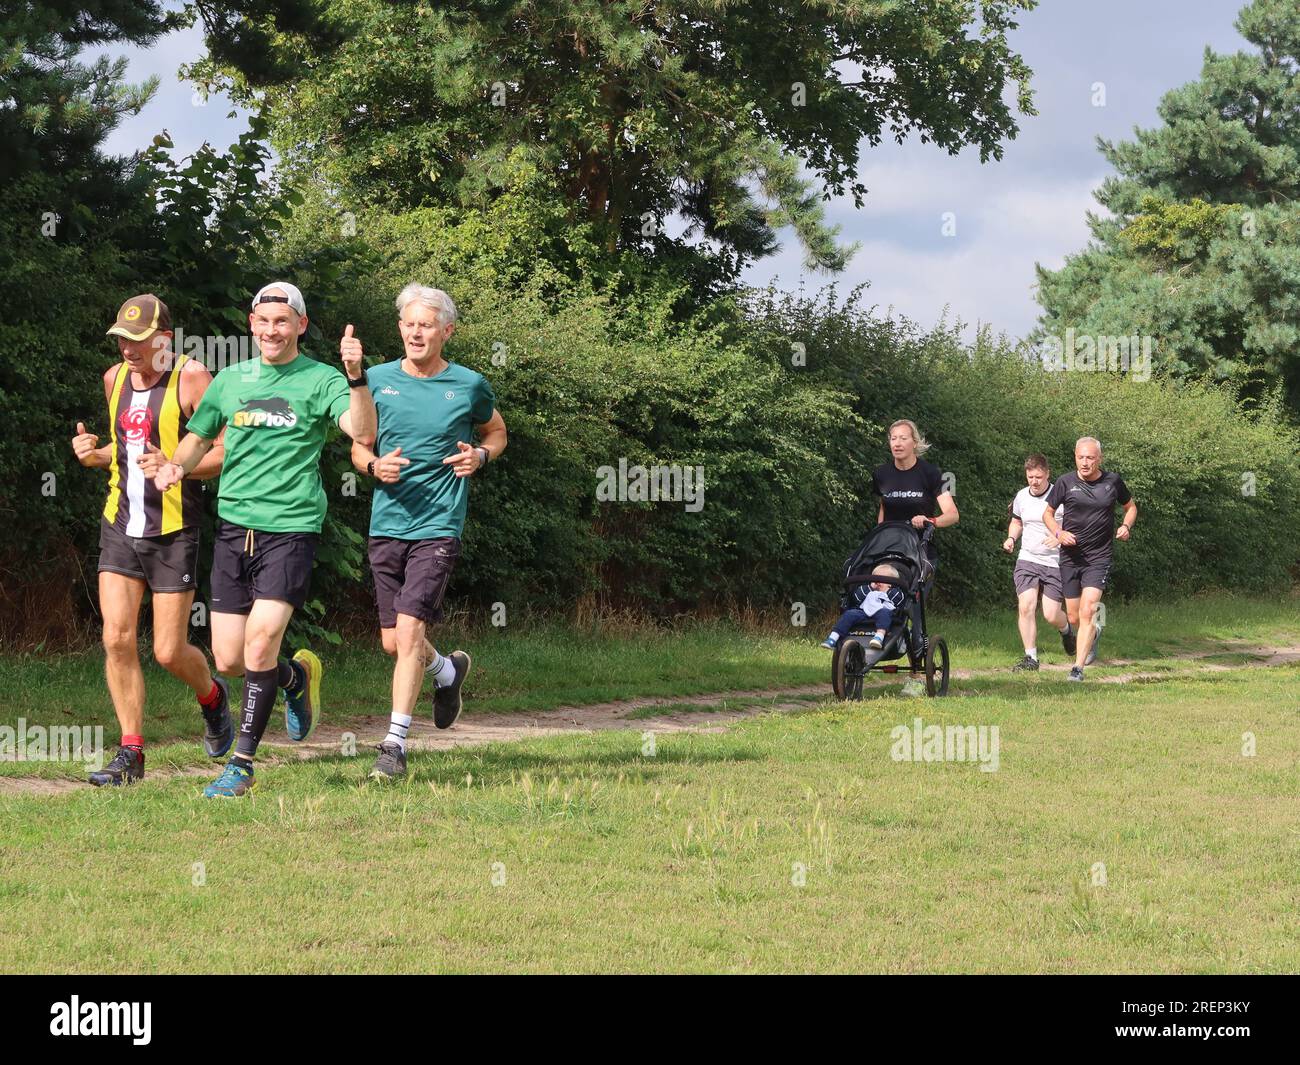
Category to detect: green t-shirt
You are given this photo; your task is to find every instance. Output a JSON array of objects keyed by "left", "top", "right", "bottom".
[
  {"left": 187, "top": 353, "right": 351, "bottom": 533},
  {"left": 368, "top": 359, "right": 496, "bottom": 540}
]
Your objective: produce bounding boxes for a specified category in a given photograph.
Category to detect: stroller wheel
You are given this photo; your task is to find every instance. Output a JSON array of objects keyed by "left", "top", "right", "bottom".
[
  {"left": 832, "top": 638, "right": 867, "bottom": 701},
  {"left": 924, "top": 636, "right": 950, "bottom": 697}
]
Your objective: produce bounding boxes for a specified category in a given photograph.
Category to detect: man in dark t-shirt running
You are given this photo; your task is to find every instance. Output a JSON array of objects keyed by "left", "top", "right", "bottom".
[{"left": 1042, "top": 436, "right": 1137, "bottom": 682}]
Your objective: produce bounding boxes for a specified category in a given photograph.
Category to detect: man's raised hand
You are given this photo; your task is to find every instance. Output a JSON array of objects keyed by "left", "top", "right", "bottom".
[
  {"left": 71, "top": 422, "right": 100, "bottom": 466},
  {"left": 374, "top": 446, "right": 410, "bottom": 484},
  {"left": 340, "top": 324, "right": 364, "bottom": 381}
]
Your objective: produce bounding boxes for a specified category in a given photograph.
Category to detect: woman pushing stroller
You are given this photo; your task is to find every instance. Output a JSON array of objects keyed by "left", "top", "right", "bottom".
[
  {"left": 823, "top": 420, "right": 959, "bottom": 698},
  {"left": 873, "top": 419, "right": 959, "bottom": 545}
]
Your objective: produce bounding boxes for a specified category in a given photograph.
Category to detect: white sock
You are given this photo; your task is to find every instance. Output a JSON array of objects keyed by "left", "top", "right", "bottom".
[
  {"left": 386, "top": 712, "right": 412, "bottom": 752},
  {"left": 427, "top": 651, "right": 456, "bottom": 688},
  {"left": 824, "top": 632, "right": 840, "bottom": 645},
  {"left": 1026, "top": 648, "right": 1037, "bottom": 660}
]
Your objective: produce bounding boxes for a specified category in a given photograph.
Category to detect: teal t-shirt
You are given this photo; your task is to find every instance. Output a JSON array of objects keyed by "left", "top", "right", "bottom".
[
  {"left": 187, "top": 353, "right": 351, "bottom": 533},
  {"left": 368, "top": 359, "right": 496, "bottom": 540}
]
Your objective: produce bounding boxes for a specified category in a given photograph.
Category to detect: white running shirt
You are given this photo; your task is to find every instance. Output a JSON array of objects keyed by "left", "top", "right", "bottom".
[{"left": 1012, "top": 484, "right": 1063, "bottom": 568}]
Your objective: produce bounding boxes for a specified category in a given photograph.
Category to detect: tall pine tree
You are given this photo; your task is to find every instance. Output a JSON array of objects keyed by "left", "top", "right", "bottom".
[{"left": 1035, "top": 0, "right": 1300, "bottom": 412}]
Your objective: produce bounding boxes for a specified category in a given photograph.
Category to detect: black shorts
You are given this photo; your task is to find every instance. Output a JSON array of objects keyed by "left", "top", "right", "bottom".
[
  {"left": 97, "top": 521, "right": 199, "bottom": 594},
  {"left": 1059, "top": 551, "right": 1111, "bottom": 598},
  {"left": 368, "top": 536, "right": 461, "bottom": 628},
  {"left": 210, "top": 520, "right": 318, "bottom": 614}
]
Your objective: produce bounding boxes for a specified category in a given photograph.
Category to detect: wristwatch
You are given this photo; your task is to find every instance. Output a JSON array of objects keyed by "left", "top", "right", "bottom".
[
  {"left": 348, "top": 370, "right": 369, "bottom": 389},
  {"left": 367, "top": 460, "right": 375, "bottom": 477},
  {"left": 476, "top": 447, "right": 489, "bottom": 469}
]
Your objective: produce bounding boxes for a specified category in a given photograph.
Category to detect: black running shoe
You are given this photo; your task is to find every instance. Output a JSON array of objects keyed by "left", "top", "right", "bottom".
[
  {"left": 89, "top": 746, "right": 144, "bottom": 787},
  {"left": 370, "top": 741, "right": 407, "bottom": 780},
  {"left": 201, "top": 675, "right": 234, "bottom": 758},
  {"left": 1011, "top": 654, "right": 1040, "bottom": 673},
  {"left": 432, "top": 650, "right": 471, "bottom": 729},
  {"left": 1061, "top": 624, "right": 1077, "bottom": 656},
  {"left": 1084, "top": 625, "right": 1101, "bottom": 666},
  {"left": 1067, "top": 666, "right": 1084, "bottom": 683}
]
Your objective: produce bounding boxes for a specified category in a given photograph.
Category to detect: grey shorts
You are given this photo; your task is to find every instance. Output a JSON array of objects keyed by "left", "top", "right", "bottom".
[
  {"left": 97, "top": 521, "right": 199, "bottom": 594},
  {"left": 1013, "top": 559, "right": 1064, "bottom": 603}
]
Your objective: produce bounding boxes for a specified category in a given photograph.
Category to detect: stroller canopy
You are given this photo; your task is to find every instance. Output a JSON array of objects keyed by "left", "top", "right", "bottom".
[{"left": 843, "top": 521, "right": 927, "bottom": 591}]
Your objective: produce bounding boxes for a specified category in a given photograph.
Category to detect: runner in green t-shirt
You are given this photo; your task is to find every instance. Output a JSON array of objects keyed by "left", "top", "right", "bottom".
[
  {"left": 153, "top": 281, "right": 378, "bottom": 797},
  {"left": 350, "top": 283, "right": 507, "bottom": 780}
]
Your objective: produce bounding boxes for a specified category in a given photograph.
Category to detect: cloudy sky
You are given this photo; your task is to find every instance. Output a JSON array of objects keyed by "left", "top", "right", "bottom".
[{"left": 97, "top": 1, "right": 1252, "bottom": 341}]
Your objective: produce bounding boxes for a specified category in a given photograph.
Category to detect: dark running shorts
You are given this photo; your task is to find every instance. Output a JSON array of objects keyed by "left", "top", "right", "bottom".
[
  {"left": 97, "top": 521, "right": 199, "bottom": 594},
  {"left": 1013, "top": 559, "right": 1064, "bottom": 603},
  {"left": 368, "top": 536, "right": 461, "bottom": 628},
  {"left": 210, "top": 520, "right": 318, "bottom": 614},
  {"left": 1059, "top": 552, "right": 1111, "bottom": 599}
]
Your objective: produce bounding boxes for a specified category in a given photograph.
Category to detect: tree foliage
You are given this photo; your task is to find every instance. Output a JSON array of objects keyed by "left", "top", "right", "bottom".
[
  {"left": 191, "top": 0, "right": 1037, "bottom": 272},
  {"left": 1035, "top": 0, "right": 1300, "bottom": 411}
]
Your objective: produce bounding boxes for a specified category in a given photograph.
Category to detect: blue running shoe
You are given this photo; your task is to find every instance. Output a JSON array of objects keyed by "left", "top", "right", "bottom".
[
  {"left": 284, "top": 649, "right": 322, "bottom": 742},
  {"left": 204, "top": 758, "right": 255, "bottom": 798}
]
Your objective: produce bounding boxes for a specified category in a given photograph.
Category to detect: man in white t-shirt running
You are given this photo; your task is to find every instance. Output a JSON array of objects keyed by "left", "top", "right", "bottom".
[{"left": 1002, "top": 453, "right": 1076, "bottom": 672}]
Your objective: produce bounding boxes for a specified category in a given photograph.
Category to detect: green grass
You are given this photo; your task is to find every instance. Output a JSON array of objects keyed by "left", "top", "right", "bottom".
[
  {"left": 2, "top": 592, "right": 1297, "bottom": 746},
  {"left": 2, "top": 593, "right": 1298, "bottom": 972}
]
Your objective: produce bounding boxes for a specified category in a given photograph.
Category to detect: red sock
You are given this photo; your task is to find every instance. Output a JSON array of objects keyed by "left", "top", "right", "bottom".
[
  {"left": 122, "top": 734, "right": 144, "bottom": 750},
  {"left": 198, "top": 680, "right": 222, "bottom": 709}
]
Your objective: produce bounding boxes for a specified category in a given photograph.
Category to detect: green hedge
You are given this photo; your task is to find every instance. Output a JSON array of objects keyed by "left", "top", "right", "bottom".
[
  {"left": 755, "top": 287, "right": 1300, "bottom": 607},
  {"left": 6, "top": 155, "right": 1298, "bottom": 647}
]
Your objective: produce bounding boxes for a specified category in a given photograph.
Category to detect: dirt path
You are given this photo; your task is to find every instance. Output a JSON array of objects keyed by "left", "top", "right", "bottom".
[{"left": 4, "top": 643, "right": 1298, "bottom": 796}]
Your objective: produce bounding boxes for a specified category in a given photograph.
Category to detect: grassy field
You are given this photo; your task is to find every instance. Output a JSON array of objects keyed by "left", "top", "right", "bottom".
[{"left": 1, "top": 594, "right": 1298, "bottom": 972}]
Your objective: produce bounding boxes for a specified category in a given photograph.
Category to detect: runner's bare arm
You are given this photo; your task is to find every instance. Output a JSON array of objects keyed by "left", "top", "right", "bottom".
[
  {"left": 338, "top": 402, "right": 376, "bottom": 447},
  {"left": 154, "top": 431, "right": 216, "bottom": 492},
  {"left": 351, "top": 438, "right": 376, "bottom": 475},
  {"left": 1042, "top": 503, "right": 1075, "bottom": 546},
  {"left": 177, "top": 362, "right": 224, "bottom": 480},
  {"left": 933, "top": 491, "right": 959, "bottom": 528},
  {"left": 1041, "top": 504, "right": 1058, "bottom": 535},
  {"left": 476, "top": 410, "right": 507, "bottom": 462},
  {"left": 187, "top": 428, "right": 225, "bottom": 480},
  {"left": 1004, "top": 516, "right": 1022, "bottom": 553},
  {"left": 1116, "top": 498, "right": 1137, "bottom": 540},
  {"left": 70, "top": 367, "right": 121, "bottom": 469},
  {"left": 337, "top": 325, "right": 377, "bottom": 445}
]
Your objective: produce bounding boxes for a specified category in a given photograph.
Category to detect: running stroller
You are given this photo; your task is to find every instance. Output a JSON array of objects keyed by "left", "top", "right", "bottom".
[{"left": 830, "top": 520, "right": 950, "bottom": 698}]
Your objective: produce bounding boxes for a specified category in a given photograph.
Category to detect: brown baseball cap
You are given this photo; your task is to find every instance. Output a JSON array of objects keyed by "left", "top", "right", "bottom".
[{"left": 106, "top": 293, "right": 172, "bottom": 341}]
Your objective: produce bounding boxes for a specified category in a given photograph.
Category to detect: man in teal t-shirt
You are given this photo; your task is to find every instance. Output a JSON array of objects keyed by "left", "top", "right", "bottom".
[
  {"left": 153, "top": 281, "right": 378, "bottom": 798},
  {"left": 351, "top": 283, "right": 507, "bottom": 781}
]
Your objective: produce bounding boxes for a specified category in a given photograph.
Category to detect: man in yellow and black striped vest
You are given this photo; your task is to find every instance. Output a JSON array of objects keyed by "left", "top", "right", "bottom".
[{"left": 70, "top": 293, "right": 232, "bottom": 786}]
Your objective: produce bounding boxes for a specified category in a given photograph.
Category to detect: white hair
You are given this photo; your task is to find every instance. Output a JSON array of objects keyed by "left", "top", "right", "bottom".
[
  {"left": 395, "top": 283, "right": 458, "bottom": 325},
  {"left": 1075, "top": 436, "right": 1103, "bottom": 455}
]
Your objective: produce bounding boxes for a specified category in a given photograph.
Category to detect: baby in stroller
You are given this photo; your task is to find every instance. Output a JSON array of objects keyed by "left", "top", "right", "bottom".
[{"left": 821, "top": 563, "right": 906, "bottom": 651}]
